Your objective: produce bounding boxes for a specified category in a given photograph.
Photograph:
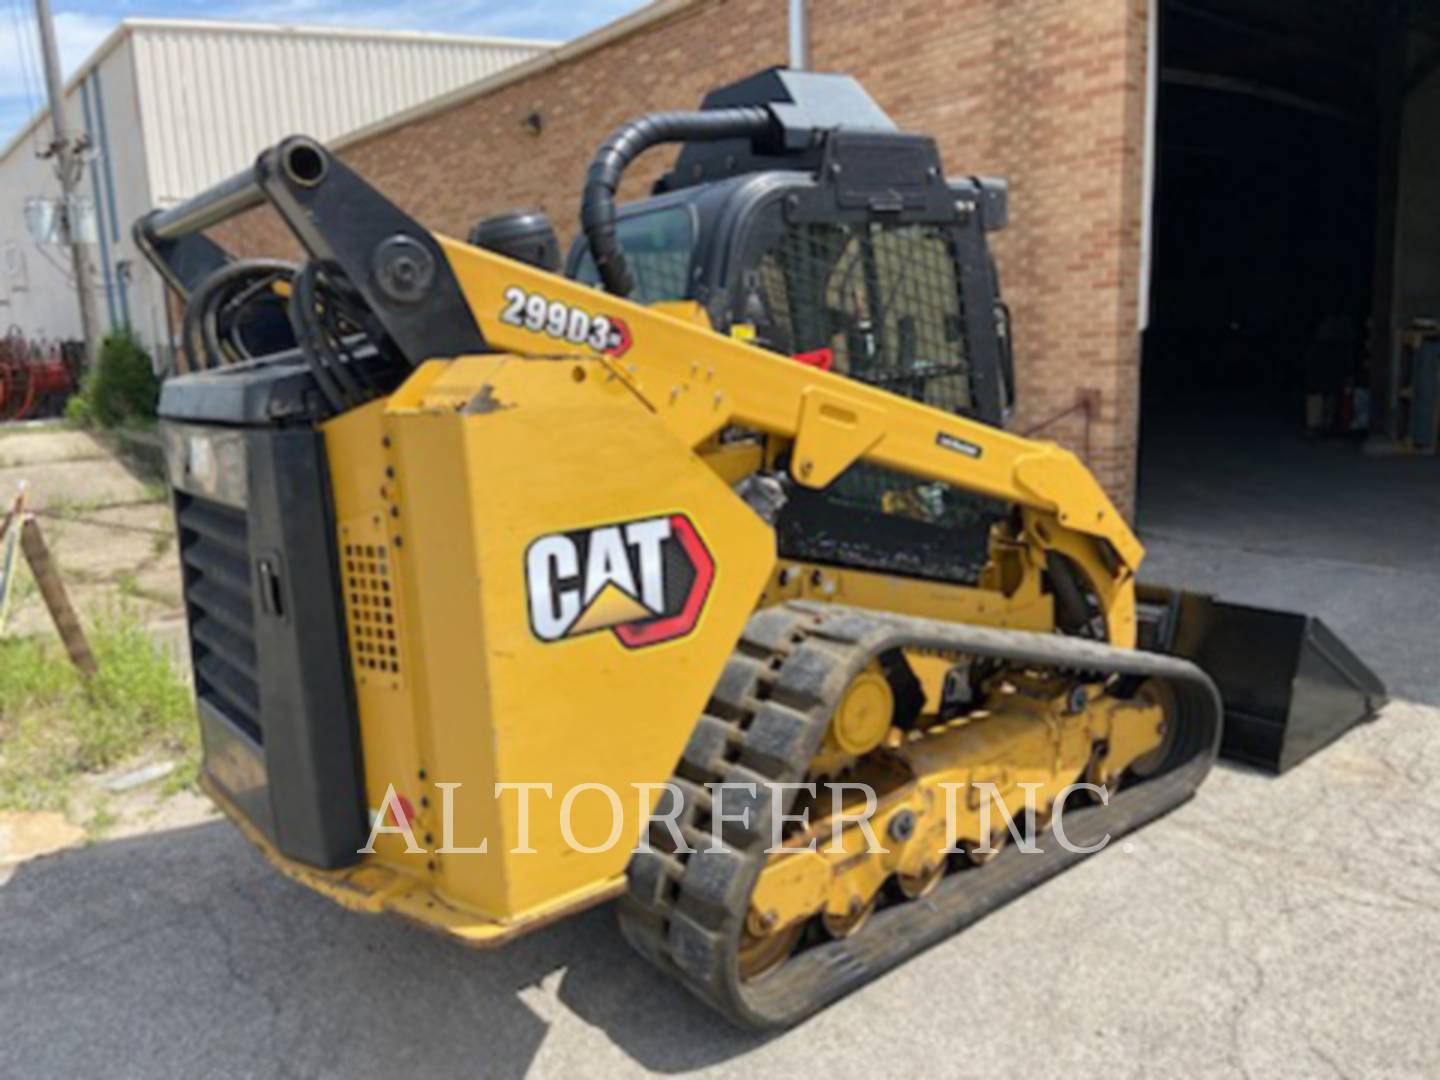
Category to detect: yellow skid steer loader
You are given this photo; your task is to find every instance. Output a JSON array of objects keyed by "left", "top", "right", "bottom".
[{"left": 135, "top": 69, "right": 1383, "bottom": 1028}]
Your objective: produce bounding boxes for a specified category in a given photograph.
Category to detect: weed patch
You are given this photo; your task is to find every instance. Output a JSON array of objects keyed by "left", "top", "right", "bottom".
[{"left": 0, "top": 608, "right": 196, "bottom": 812}]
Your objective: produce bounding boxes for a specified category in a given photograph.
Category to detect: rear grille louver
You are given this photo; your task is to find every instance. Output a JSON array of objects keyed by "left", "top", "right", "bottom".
[{"left": 177, "top": 494, "right": 261, "bottom": 743}]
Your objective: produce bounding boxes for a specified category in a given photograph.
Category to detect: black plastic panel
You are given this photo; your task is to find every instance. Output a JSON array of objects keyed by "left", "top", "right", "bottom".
[
  {"left": 244, "top": 429, "right": 367, "bottom": 867},
  {"left": 659, "top": 68, "right": 899, "bottom": 192},
  {"left": 163, "top": 389, "right": 366, "bottom": 869},
  {"left": 158, "top": 343, "right": 400, "bottom": 429},
  {"left": 159, "top": 354, "right": 325, "bottom": 427}
]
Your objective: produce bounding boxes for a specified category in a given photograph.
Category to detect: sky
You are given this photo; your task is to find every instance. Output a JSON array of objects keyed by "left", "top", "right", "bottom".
[{"left": 0, "top": 0, "right": 646, "bottom": 146}]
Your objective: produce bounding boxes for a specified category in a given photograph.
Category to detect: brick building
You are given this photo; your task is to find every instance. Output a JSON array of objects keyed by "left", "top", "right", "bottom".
[{"left": 217, "top": 0, "right": 1440, "bottom": 515}]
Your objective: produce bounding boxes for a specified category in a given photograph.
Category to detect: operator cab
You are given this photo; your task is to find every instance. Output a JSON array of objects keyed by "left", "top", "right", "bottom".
[
  {"left": 568, "top": 176, "right": 1009, "bottom": 418},
  {"left": 560, "top": 68, "right": 1016, "bottom": 587},
  {"left": 564, "top": 69, "right": 1014, "bottom": 427}
]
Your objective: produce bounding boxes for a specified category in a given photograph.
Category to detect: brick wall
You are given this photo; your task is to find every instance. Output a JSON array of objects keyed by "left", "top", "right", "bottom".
[{"left": 219, "top": 0, "right": 1149, "bottom": 510}]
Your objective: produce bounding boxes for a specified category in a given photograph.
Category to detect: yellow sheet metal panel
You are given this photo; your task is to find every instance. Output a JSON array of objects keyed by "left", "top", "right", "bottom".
[
  {"left": 322, "top": 400, "right": 431, "bottom": 876},
  {"left": 356, "top": 355, "right": 774, "bottom": 920}
]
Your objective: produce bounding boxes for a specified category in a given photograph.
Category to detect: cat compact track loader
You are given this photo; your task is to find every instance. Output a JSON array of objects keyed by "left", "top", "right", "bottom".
[{"left": 135, "top": 69, "right": 1383, "bottom": 1028}]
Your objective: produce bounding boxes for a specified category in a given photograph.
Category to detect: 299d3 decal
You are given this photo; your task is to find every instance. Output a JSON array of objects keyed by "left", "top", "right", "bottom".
[
  {"left": 499, "top": 287, "right": 632, "bottom": 357},
  {"left": 524, "top": 514, "right": 714, "bottom": 648}
]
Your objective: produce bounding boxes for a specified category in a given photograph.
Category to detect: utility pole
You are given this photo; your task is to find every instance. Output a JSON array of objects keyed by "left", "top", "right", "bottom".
[{"left": 34, "top": 0, "right": 101, "bottom": 368}]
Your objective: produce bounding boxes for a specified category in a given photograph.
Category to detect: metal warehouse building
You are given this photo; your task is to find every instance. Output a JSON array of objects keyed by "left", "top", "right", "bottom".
[
  {"left": 217, "top": 0, "right": 1440, "bottom": 521},
  {"left": 0, "top": 18, "right": 551, "bottom": 362}
]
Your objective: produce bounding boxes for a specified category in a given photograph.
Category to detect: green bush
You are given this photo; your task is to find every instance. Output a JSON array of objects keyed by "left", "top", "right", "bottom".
[
  {"left": 63, "top": 388, "right": 93, "bottom": 427},
  {"left": 69, "top": 329, "right": 160, "bottom": 429}
]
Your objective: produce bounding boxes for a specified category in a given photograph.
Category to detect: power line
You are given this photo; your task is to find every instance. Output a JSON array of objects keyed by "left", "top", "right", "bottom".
[
  {"left": 6, "top": 0, "right": 46, "bottom": 154},
  {"left": 6, "top": 0, "right": 43, "bottom": 129}
]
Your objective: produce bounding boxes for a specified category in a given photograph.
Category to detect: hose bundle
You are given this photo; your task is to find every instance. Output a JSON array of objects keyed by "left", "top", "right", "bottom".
[
  {"left": 286, "top": 262, "right": 389, "bottom": 413},
  {"left": 180, "top": 259, "right": 295, "bottom": 372},
  {"left": 182, "top": 257, "right": 401, "bottom": 416}
]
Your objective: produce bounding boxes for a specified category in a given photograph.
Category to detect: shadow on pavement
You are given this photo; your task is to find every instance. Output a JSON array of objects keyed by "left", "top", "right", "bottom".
[{"left": 0, "top": 821, "right": 766, "bottom": 1078}]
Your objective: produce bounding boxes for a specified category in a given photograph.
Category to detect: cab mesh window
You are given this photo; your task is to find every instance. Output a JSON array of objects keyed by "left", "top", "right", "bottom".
[
  {"left": 748, "top": 221, "right": 973, "bottom": 414},
  {"left": 573, "top": 206, "right": 694, "bottom": 303}
]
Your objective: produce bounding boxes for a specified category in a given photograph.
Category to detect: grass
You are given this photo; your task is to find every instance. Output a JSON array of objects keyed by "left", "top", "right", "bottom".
[
  {"left": 0, "top": 606, "right": 197, "bottom": 813},
  {"left": 115, "top": 572, "right": 139, "bottom": 600},
  {"left": 86, "top": 798, "right": 118, "bottom": 838}
]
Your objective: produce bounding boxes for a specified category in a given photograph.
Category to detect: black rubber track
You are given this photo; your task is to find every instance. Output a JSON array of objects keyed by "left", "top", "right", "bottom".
[{"left": 620, "top": 602, "right": 1224, "bottom": 1029}]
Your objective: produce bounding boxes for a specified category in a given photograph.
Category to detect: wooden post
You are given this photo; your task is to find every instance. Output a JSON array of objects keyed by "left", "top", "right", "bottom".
[{"left": 19, "top": 516, "right": 97, "bottom": 677}]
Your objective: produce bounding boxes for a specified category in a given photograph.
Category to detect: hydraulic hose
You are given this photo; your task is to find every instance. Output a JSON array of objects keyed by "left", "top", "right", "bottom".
[
  {"left": 181, "top": 259, "right": 296, "bottom": 371},
  {"left": 580, "top": 107, "right": 774, "bottom": 297}
]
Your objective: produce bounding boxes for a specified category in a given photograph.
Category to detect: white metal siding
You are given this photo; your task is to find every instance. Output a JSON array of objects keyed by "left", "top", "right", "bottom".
[
  {"left": 0, "top": 39, "right": 145, "bottom": 344},
  {"left": 99, "top": 39, "right": 176, "bottom": 361},
  {"left": 129, "top": 26, "right": 547, "bottom": 204},
  {"left": 0, "top": 21, "right": 548, "bottom": 351}
]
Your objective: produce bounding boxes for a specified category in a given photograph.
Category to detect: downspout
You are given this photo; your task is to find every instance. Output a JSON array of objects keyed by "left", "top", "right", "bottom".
[
  {"left": 92, "top": 65, "right": 129, "bottom": 327},
  {"left": 1138, "top": 0, "right": 1159, "bottom": 331},
  {"left": 789, "top": 0, "right": 810, "bottom": 70},
  {"left": 80, "top": 77, "right": 117, "bottom": 332}
]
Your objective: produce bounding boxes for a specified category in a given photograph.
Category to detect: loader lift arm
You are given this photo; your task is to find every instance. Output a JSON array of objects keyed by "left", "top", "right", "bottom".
[
  {"left": 139, "top": 135, "right": 1142, "bottom": 647},
  {"left": 438, "top": 232, "right": 1142, "bottom": 640}
]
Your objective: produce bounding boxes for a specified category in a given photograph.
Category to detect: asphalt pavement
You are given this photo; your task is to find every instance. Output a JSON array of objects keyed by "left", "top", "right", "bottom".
[{"left": 3, "top": 694, "right": 1436, "bottom": 1079}]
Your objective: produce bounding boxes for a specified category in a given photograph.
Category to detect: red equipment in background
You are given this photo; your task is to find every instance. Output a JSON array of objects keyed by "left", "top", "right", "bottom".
[{"left": 0, "top": 329, "right": 77, "bottom": 422}]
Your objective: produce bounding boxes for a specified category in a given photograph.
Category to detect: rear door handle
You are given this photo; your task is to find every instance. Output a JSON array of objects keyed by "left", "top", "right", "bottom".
[{"left": 255, "top": 555, "right": 285, "bottom": 619}]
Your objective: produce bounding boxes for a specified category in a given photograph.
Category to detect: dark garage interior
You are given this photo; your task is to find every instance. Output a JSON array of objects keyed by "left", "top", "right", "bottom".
[
  {"left": 1144, "top": 0, "right": 1380, "bottom": 430},
  {"left": 1142, "top": 0, "right": 1440, "bottom": 453},
  {"left": 1138, "top": 0, "right": 1440, "bottom": 705}
]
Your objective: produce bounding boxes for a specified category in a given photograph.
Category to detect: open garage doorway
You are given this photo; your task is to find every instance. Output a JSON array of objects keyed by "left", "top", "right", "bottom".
[
  {"left": 1137, "top": 0, "right": 1440, "bottom": 705},
  {"left": 1143, "top": 0, "right": 1379, "bottom": 441}
]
